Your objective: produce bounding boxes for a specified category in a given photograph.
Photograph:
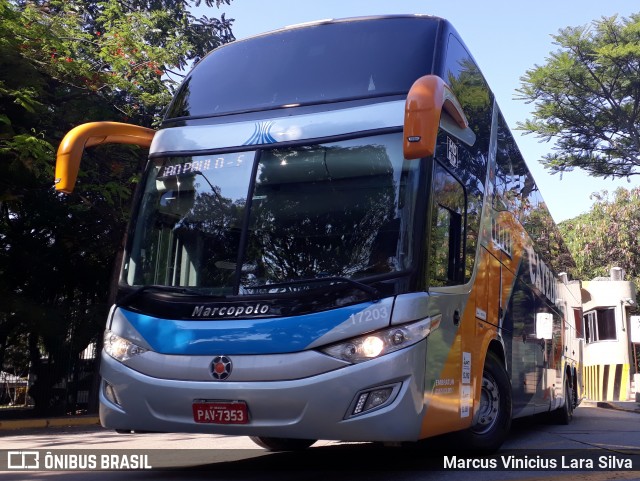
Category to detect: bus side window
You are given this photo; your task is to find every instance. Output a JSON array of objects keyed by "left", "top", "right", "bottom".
[
  {"left": 494, "top": 112, "right": 522, "bottom": 213},
  {"left": 429, "top": 161, "right": 466, "bottom": 287},
  {"left": 493, "top": 110, "right": 536, "bottom": 222}
]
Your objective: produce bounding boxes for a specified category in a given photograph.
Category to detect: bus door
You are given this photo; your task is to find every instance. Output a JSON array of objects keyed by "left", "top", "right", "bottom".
[
  {"left": 476, "top": 217, "right": 521, "bottom": 408},
  {"left": 535, "top": 302, "right": 563, "bottom": 413},
  {"left": 571, "top": 307, "right": 585, "bottom": 399},
  {"left": 559, "top": 305, "right": 584, "bottom": 404}
]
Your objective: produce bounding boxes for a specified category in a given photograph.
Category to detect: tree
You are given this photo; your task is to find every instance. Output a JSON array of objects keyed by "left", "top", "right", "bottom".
[
  {"left": 516, "top": 14, "right": 640, "bottom": 179},
  {"left": 0, "top": 0, "right": 235, "bottom": 414},
  {"left": 558, "top": 187, "right": 640, "bottom": 287}
]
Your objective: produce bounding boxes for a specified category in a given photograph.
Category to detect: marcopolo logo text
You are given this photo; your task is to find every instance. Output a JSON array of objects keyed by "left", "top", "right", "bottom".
[{"left": 191, "top": 303, "right": 270, "bottom": 319}]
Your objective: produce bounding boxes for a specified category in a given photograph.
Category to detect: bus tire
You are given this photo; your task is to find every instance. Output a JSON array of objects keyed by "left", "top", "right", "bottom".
[
  {"left": 249, "top": 436, "right": 316, "bottom": 452},
  {"left": 462, "top": 351, "right": 512, "bottom": 453},
  {"left": 553, "top": 379, "right": 573, "bottom": 425}
]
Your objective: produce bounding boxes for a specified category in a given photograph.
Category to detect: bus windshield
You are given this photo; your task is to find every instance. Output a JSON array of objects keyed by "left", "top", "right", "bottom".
[{"left": 124, "top": 133, "right": 420, "bottom": 295}]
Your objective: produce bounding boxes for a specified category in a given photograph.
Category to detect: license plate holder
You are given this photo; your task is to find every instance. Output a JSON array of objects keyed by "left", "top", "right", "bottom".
[{"left": 192, "top": 400, "right": 249, "bottom": 424}]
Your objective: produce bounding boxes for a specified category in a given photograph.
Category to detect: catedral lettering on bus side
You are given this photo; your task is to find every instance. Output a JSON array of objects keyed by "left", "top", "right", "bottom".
[
  {"left": 527, "top": 245, "right": 558, "bottom": 304},
  {"left": 55, "top": 15, "right": 583, "bottom": 453}
]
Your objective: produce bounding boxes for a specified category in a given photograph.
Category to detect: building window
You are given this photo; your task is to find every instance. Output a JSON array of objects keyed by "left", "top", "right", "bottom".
[
  {"left": 573, "top": 308, "right": 584, "bottom": 339},
  {"left": 583, "top": 308, "right": 617, "bottom": 343}
]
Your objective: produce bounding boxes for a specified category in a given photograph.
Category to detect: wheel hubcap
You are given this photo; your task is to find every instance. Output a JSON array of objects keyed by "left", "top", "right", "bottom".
[{"left": 472, "top": 372, "right": 500, "bottom": 434}]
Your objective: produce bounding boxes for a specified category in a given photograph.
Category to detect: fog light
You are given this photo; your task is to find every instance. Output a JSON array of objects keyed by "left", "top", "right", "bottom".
[
  {"left": 349, "top": 383, "right": 400, "bottom": 417},
  {"left": 103, "top": 381, "right": 121, "bottom": 406},
  {"left": 354, "top": 393, "right": 369, "bottom": 414},
  {"left": 364, "top": 387, "right": 393, "bottom": 410}
]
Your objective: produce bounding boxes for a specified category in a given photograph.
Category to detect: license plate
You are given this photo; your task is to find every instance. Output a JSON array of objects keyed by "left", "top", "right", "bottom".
[{"left": 192, "top": 401, "right": 249, "bottom": 424}]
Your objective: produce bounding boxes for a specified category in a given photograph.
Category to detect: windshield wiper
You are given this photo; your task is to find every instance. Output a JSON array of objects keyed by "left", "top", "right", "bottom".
[
  {"left": 117, "top": 285, "right": 224, "bottom": 307},
  {"left": 244, "top": 276, "right": 381, "bottom": 300}
]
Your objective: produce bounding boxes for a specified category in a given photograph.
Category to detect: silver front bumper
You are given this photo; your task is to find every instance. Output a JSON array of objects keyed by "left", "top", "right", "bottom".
[{"left": 99, "top": 341, "right": 427, "bottom": 442}]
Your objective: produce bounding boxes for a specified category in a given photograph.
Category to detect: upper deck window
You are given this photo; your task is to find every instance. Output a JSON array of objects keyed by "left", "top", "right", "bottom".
[{"left": 165, "top": 17, "right": 439, "bottom": 120}]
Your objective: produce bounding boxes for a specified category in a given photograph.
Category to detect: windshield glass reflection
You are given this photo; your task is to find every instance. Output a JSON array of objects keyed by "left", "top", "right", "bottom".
[{"left": 124, "top": 133, "right": 419, "bottom": 296}]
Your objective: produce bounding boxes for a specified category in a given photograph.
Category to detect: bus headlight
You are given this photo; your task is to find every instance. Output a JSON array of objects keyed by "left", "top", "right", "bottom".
[
  {"left": 320, "top": 315, "right": 440, "bottom": 363},
  {"left": 104, "top": 330, "right": 148, "bottom": 362}
]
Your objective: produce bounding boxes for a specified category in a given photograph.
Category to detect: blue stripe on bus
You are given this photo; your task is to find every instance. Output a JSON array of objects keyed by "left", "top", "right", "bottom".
[{"left": 120, "top": 303, "right": 374, "bottom": 355}]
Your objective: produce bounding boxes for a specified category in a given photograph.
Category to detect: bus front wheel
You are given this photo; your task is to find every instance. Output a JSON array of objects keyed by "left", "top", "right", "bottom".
[
  {"left": 463, "top": 351, "right": 512, "bottom": 453},
  {"left": 249, "top": 436, "right": 317, "bottom": 452}
]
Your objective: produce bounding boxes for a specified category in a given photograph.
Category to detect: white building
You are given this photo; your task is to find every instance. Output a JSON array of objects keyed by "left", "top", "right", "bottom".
[{"left": 581, "top": 267, "right": 638, "bottom": 401}]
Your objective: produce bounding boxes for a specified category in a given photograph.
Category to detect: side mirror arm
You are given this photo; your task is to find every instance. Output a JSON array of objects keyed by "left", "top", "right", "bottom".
[{"left": 55, "top": 122, "right": 155, "bottom": 193}]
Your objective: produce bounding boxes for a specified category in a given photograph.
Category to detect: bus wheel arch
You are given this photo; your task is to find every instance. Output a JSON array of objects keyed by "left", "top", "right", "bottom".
[{"left": 461, "top": 349, "right": 512, "bottom": 453}]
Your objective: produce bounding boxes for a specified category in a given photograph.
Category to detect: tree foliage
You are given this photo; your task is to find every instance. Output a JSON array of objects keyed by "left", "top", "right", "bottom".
[
  {"left": 558, "top": 187, "right": 640, "bottom": 287},
  {"left": 517, "top": 14, "right": 640, "bottom": 179},
  {"left": 0, "top": 0, "right": 234, "bottom": 414}
]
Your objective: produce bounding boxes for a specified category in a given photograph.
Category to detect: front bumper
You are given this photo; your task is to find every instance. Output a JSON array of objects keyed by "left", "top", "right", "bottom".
[{"left": 99, "top": 341, "right": 427, "bottom": 442}]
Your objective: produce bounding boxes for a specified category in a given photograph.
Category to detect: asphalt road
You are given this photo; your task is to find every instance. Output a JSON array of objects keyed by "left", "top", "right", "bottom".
[{"left": 0, "top": 401, "right": 639, "bottom": 481}]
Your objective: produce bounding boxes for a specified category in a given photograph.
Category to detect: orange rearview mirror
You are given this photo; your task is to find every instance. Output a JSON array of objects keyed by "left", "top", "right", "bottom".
[
  {"left": 55, "top": 122, "right": 155, "bottom": 193},
  {"left": 403, "top": 75, "right": 469, "bottom": 160}
]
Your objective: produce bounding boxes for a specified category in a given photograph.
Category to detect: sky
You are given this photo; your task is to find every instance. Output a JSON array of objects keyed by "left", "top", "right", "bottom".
[{"left": 196, "top": 0, "right": 639, "bottom": 223}]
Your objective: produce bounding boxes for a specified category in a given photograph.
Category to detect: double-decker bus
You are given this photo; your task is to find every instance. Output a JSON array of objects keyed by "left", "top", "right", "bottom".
[{"left": 55, "top": 15, "right": 583, "bottom": 453}]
